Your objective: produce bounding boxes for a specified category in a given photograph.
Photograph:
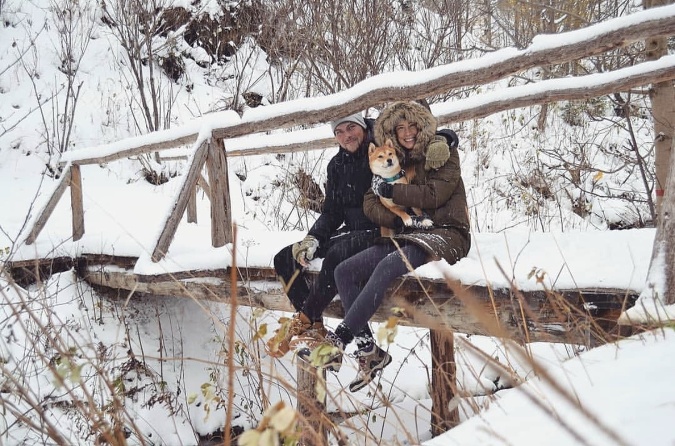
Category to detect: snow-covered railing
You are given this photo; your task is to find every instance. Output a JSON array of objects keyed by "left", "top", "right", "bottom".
[{"left": 24, "top": 5, "right": 675, "bottom": 265}]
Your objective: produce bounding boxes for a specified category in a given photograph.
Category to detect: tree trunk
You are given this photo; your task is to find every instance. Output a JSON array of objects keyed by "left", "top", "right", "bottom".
[
  {"left": 640, "top": 0, "right": 675, "bottom": 307},
  {"left": 645, "top": 0, "right": 675, "bottom": 218}
]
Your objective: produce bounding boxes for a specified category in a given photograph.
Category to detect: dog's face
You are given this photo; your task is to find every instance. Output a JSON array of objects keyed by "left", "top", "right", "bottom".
[{"left": 368, "top": 139, "right": 401, "bottom": 177}]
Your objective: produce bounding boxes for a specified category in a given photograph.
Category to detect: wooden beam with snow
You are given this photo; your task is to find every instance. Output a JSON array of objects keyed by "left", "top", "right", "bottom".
[
  {"left": 151, "top": 139, "right": 210, "bottom": 262},
  {"left": 212, "top": 8, "right": 675, "bottom": 140},
  {"left": 78, "top": 259, "right": 637, "bottom": 346},
  {"left": 55, "top": 7, "right": 675, "bottom": 166},
  {"left": 25, "top": 165, "right": 73, "bottom": 245},
  {"left": 224, "top": 58, "right": 675, "bottom": 157}
]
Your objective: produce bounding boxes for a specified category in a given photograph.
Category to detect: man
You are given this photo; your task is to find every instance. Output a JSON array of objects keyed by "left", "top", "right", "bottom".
[{"left": 266, "top": 112, "right": 380, "bottom": 357}]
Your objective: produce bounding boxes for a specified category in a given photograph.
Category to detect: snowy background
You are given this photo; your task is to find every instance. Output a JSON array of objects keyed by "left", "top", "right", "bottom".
[{"left": 1, "top": 1, "right": 675, "bottom": 445}]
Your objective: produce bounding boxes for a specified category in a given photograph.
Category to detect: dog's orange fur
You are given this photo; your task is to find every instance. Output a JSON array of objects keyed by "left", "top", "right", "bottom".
[{"left": 368, "top": 139, "right": 429, "bottom": 237}]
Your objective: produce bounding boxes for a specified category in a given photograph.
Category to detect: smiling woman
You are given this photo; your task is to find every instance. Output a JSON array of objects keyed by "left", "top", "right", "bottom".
[{"left": 395, "top": 120, "right": 419, "bottom": 150}]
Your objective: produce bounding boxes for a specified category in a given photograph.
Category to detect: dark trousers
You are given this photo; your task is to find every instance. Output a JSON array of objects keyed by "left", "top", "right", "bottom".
[
  {"left": 273, "top": 230, "right": 379, "bottom": 323},
  {"left": 334, "top": 242, "right": 428, "bottom": 337}
]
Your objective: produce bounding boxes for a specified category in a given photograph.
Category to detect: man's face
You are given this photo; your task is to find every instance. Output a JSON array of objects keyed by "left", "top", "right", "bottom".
[{"left": 334, "top": 122, "right": 366, "bottom": 153}]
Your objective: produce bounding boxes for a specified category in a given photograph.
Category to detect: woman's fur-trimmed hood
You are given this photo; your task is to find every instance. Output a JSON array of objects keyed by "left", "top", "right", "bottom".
[{"left": 374, "top": 101, "right": 437, "bottom": 164}]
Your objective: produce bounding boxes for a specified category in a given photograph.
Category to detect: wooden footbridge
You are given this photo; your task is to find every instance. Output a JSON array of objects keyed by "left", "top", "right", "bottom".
[{"left": 7, "top": 8, "right": 675, "bottom": 443}]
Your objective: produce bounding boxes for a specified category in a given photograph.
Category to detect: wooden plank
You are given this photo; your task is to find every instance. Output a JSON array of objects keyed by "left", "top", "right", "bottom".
[
  {"left": 10, "top": 255, "right": 636, "bottom": 344},
  {"left": 70, "top": 164, "right": 84, "bottom": 241},
  {"left": 226, "top": 137, "right": 336, "bottom": 157},
  {"left": 61, "top": 133, "right": 198, "bottom": 166},
  {"left": 151, "top": 140, "right": 210, "bottom": 262},
  {"left": 75, "top": 259, "right": 638, "bottom": 345},
  {"left": 187, "top": 183, "right": 197, "bottom": 224},
  {"left": 197, "top": 173, "right": 211, "bottom": 200},
  {"left": 206, "top": 139, "right": 231, "bottom": 247},
  {"left": 25, "top": 165, "right": 73, "bottom": 245}
]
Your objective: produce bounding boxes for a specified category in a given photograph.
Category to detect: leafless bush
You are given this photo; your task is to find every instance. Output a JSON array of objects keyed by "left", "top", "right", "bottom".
[
  {"left": 254, "top": 0, "right": 477, "bottom": 101},
  {"left": 49, "top": 0, "right": 96, "bottom": 157},
  {"left": 100, "top": 0, "right": 175, "bottom": 134},
  {"left": 0, "top": 277, "right": 148, "bottom": 444}
]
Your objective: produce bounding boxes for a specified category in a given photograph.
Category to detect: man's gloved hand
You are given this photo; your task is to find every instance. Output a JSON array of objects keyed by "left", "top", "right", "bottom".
[
  {"left": 291, "top": 235, "right": 319, "bottom": 267},
  {"left": 425, "top": 137, "right": 450, "bottom": 171},
  {"left": 372, "top": 175, "right": 393, "bottom": 198},
  {"left": 408, "top": 215, "right": 434, "bottom": 229}
]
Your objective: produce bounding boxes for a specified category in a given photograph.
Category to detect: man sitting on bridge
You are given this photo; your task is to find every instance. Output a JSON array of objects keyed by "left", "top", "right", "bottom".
[{"left": 266, "top": 112, "right": 381, "bottom": 357}]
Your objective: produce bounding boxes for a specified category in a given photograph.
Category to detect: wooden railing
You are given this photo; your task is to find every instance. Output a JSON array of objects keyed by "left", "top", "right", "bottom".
[{"left": 24, "top": 6, "right": 675, "bottom": 265}]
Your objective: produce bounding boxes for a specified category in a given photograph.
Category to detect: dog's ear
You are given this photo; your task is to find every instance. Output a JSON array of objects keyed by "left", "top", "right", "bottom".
[
  {"left": 384, "top": 138, "right": 394, "bottom": 148},
  {"left": 368, "top": 143, "right": 377, "bottom": 155}
]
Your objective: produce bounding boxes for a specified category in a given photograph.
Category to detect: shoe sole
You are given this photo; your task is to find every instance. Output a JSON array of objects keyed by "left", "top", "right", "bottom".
[{"left": 349, "top": 353, "right": 393, "bottom": 392}]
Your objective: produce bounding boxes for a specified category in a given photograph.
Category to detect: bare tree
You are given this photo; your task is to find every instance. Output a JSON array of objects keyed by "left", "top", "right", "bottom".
[
  {"left": 100, "top": 0, "right": 176, "bottom": 134},
  {"left": 256, "top": 0, "right": 410, "bottom": 96},
  {"left": 49, "top": 0, "right": 96, "bottom": 157},
  {"left": 640, "top": 0, "right": 675, "bottom": 306}
]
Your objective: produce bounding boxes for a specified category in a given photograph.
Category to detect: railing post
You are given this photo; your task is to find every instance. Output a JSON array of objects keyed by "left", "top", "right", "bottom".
[
  {"left": 70, "top": 164, "right": 84, "bottom": 241},
  {"left": 151, "top": 139, "right": 209, "bottom": 262},
  {"left": 206, "top": 138, "right": 232, "bottom": 247},
  {"left": 430, "top": 329, "right": 459, "bottom": 436},
  {"left": 187, "top": 182, "right": 197, "bottom": 223},
  {"left": 25, "top": 164, "right": 73, "bottom": 245}
]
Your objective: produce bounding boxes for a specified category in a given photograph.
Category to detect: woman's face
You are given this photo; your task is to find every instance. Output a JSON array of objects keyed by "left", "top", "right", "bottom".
[{"left": 395, "top": 119, "right": 418, "bottom": 150}]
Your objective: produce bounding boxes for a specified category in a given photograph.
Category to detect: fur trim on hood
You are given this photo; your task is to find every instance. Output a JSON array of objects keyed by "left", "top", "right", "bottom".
[{"left": 374, "top": 101, "right": 437, "bottom": 164}]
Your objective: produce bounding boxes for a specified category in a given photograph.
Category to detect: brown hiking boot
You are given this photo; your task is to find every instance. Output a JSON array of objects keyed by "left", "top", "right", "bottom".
[
  {"left": 288, "top": 320, "right": 327, "bottom": 351},
  {"left": 265, "top": 312, "right": 312, "bottom": 358}
]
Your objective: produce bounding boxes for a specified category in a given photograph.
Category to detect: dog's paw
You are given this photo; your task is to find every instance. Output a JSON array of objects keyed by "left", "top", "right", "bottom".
[{"left": 408, "top": 215, "right": 434, "bottom": 229}]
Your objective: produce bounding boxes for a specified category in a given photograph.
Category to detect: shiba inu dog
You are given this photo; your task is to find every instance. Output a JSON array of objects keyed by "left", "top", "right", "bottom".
[{"left": 368, "top": 139, "right": 432, "bottom": 237}]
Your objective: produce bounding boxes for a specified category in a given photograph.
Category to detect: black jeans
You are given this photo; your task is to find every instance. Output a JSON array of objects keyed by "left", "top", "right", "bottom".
[
  {"left": 334, "top": 242, "right": 428, "bottom": 337},
  {"left": 273, "top": 230, "right": 379, "bottom": 322}
]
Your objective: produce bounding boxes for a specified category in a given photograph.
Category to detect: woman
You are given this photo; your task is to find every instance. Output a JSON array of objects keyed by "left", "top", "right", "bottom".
[{"left": 298, "top": 101, "right": 471, "bottom": 393}]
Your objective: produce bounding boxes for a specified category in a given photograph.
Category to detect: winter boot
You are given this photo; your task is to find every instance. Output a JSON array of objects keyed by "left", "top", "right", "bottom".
[
  {"left": 288, "top": 319, "right": 327, "bottom": 351},
  {"left": 296, "top": 331, "right": 344, "bottom": 372},
  {"left": 265, "top": 312, "right": 312, "bottom": 358},
  {"left": 348, "top": 342, "right": 393, "bottom": 392}
]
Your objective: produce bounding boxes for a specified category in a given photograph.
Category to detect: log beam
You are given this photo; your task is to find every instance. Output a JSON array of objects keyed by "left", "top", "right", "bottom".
[{"left": 74, "top": 257, "right": 637, "bottom": 346}]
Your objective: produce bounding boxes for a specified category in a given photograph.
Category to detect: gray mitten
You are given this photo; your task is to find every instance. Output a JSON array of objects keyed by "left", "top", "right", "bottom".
[
  {"left": 425, "top": 137, "right": 450, "bottom": 171},
  {"left": 291, "top": 235, "right": 319, "bottom": 266},
  {"left": 371, "top": 175, "right": 386, "bottom": 197}
]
